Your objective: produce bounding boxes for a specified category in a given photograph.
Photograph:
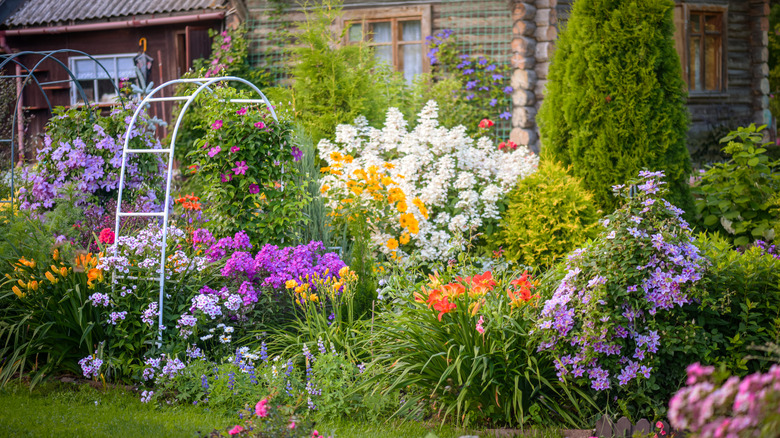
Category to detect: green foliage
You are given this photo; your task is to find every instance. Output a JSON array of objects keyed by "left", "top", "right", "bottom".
[
  {"left": 538, "top": 0, "right": 694, "bottom": 215},
  {"left": 488, "top": 161, "right": 601, "bottom": 268},
  {"left": 400, "top": 74, "right": 473, "bottom": 130},
  {"left": 291, "top": 126, "right": 331, "bottom": 246},
  {"left": 372, "top": 253, "right": 595, "bottom": 428},
  {"left": 285, "top": 0, "right": 396, "bottom": 144},
  {"left": 186, "top": 87, "right": 309, "bottom": 245},
  {"left": 696, "top": 233, "right": 780, "bottom": 375},
  {"left": 693, "top": 124, "right": 780, "bottom": 247},
  {"left": 0, "top": 213, "right": 105, "bottom": 388},
  {"left": 769, "top": 4, "right": 780, "bottom": 132},
  {"left": 171, "top": 25, "right": 271, "bottom": 167}
]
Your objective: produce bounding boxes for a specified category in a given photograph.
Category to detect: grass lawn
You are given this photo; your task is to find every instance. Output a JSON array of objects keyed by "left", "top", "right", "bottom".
[{"left": 0, "top": 381, "right": 482, "bottom": 438}]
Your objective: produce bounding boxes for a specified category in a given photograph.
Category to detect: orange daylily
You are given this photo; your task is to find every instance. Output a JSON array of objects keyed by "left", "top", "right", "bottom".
[{"left": 431, "top": 296, "right": 457, "bottom": 321}]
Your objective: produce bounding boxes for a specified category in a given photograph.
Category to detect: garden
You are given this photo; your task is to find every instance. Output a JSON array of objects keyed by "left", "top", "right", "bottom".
[{"left": 2, "top": 0, "right": 780, "bottom": 437}]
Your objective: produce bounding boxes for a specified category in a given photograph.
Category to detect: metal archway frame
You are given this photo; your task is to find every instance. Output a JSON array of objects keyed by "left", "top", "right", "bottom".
[
  {"left": 0, "top": 49, "right": 125, "bottom": 207},
  {"left": 113, "top": 76, "right": 278, "bottom": 343}
]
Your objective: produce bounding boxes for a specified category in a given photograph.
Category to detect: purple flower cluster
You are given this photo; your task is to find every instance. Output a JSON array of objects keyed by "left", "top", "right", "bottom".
[
  {"left": 78, "top": 355, "right": 103, "bottom": 379},
  {"left": 142, "top": 354, "right": 185, "bottom": 383},
  {"left": 19, "top": 104, "right": 165, "bottom": 213},
  {"left": 536, "top": 171, "right": 706, "bottom": 391},
  {"left": 254, "top": 241, "right": 346, "bottom": 291},
  {"left": 141, "top": 301, "right": 159, "bottom": 326},
  {"left": 669, "top": 362, "right": 780, "bottom": 436}
]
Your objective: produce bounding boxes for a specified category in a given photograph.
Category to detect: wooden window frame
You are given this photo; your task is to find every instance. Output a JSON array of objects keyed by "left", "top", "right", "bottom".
[
  {"left": 674, "top": 4, "right": 728, "bottom": 96},
  {"left": 338, "top": 5, "right": 432, "bottom": 75},
  {"left": 68, "top": 53, "right": 137, "bottom": 106}
]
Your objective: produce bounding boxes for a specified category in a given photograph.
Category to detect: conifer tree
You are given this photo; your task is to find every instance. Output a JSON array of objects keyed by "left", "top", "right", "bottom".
[{"left": 538, "top": 0, "right": 694, "bottom": 214}]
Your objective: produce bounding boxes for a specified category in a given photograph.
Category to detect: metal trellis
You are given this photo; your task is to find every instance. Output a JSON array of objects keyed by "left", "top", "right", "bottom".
[
  {"left": 113, "top": 76, "right": 278, "bottom": 344},
  {"left": 0, "top": 49, "right": 124, "bottom": 206}
]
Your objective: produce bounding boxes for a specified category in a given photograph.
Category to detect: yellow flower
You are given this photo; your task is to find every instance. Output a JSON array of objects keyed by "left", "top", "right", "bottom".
[
  {"left": 53, "top": 248, "right": 60, "bottom": 261},
  {"left": 343, "top": 154, "right": 354, "bottom": 163},
  {"left": 338, "top": 266, "right": 351, "bottom": 278},
  {"left": 60, "top": 267, "right": 69, "bottom": 277},
  {"left": 413, "top": 198, "right": 429, "bottom": 219},
  {"left": 381, "top": 176, "right": 395, "bottom": 186},
  {"left": 386, "top": 238, "right": 399, "bottom": 250},
  {"left": 17, "top": 279, "right": 26, "bottom": 288},
  {"left": 29, "top": 280, "right": 38, "bottom": 291},
  {"left": 285, "top": 279, "right": 298, "bottom": 289},
  {"left": 12, "top": 286, "right": 25, "bottom": 298},
  {"left": 383, "top": 162, "right": 395, "bottom": 170},
  {"left": 320, "top": 184, "right": 330, "bottom": 194},
  {"left": 397, "top": 201, "right": 408, "bottom": 213},
  {"left": 367, "top": 165, "right": 379, "bottom": 174},
  {"left": 45, "top": 271, "right": 58, "bottom": 283},
  {"left": 309, "top": 294, "right": 319, "bottom": 303},
  {"left": 329, "top": 151, "right": 344, "bottom": 162},
  {"left": 320, "top": 166, "right": 331, "bottom": 174},
  {"left": 399, "top": 232, "right": 411, "bottom": 245}
]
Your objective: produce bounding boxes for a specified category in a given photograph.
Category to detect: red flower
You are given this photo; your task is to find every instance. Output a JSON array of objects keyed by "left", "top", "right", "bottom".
[
  {"left": 498, "top": 142, "right": 506, "bottom": 150},
  {"left": 478, "top": 119, "right": 494, "bottom": 129},
  {"left": 98, "top": 228, "right": 115, "bottom": 244},
  {"left": 431, "top": 296, "right": 456, "bottom": 321}
]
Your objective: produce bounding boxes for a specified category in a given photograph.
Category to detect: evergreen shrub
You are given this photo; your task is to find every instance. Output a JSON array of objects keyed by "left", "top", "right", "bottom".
[
  {"left": 488, "top": 160, "right": 600, "bottom": 268},
  {"left": 538, "top": 0, "right": 694, "bottom": 215}
]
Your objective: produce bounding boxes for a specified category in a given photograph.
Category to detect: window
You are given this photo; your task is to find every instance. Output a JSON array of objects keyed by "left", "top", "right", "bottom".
[
  {"left": 341, "top": 6, "right": 431, "bottom": 83},
  {"left": 69, "top": 54, "right": 137, "bottom": 105},
  {"left": 674, "top": 5, "right": 727, "bottom": 93}
]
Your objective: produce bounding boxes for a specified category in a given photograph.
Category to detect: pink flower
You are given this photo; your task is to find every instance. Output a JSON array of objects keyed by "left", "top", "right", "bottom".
[
  {"left": 230, "top": 146, "right": 240, "bottom": 154},
  {"left": 212, "top": 120, "right": 223, "bottom": 130},
  {"left": 236, "top": 107, "right": 247, "bottom": 115},
  {"left": 289, "top": 421, "right": 296, "bottom": 429},
  {"left": 221, "top": 174, "right": 232, "bottom": 183},
  {"left": 254, "top": 121, "right": 265, "bottom": 129},
  {"left": 233, "top": 161, "right": 249, "bottom": 175},
  {"left": 99, "top": 228, "right": 115, "bottom": 244},
  {"left": 255, "top": 399, "right": 269, "bottom": 417},
  {"left": 249, "top": 184, "right": 260, "bottom": 194},
  {"left": 229, "top": 425, "right": 244, "bottom": 435},
  {"left": 208, "top": 146, "right": 221, "bottom": 157},
  {"left": 476, "top": 315, "right": 485, "bottom": 334}
]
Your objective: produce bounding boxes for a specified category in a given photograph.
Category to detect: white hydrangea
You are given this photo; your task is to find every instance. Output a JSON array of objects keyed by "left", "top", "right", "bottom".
[{"left": 319, "top": 100, "right": 538, "bottom": 261}]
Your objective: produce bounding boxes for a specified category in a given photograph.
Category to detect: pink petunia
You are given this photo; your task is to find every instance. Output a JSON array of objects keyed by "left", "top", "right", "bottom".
[
  {"left": 233, "top": 161, "right": 248, "bottom": 175},
  {"left": 236, "top": 107, "right": 247, "bottom": 115},
  {"left": 228, "top": 425, "right": 244, "bottom": 435},
  {"left": 212, "top": 120, "right": 223, "bottom": 130},
  {"left": 254, "top": 121, "right": 265, "bottom": 129},
  {"left": 255, "top": 399, "right": 269, "bottom": 417}
]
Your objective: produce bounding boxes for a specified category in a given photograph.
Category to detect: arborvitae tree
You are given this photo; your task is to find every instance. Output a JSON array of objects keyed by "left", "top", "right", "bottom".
[{"left": 538, "top": 0, "right": 694, "bottom": 215}]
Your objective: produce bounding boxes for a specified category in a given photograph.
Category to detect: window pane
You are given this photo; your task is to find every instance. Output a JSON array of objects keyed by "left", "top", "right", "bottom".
[
  {"left": 74, "top": 80, "right": 95, "bottom": 103},
  {"left": 348, "top": 23, "right": 363, "bottom": 42},
  {"left": 74, "top": 59, "right": 96, "bottom": 79},
  {"left": 118, "top": 57, "right": 136, "bottom": 79},
  {"left": 690, "top": 14, "right": 700, "bottom": 33},
  {"left": 704, "top": 35, "right": 720, "bottom": 90},
  {"left": 704, "top": 15, "right": 720, "bottom": 32},
  {"left": 97, "top": 80, "right": 119, "bottom": 103},
  {"left": 690, "top": 36, "right": 701, "bottom": 90},
  {"left": 369, "top": 22, "right": 392, "bottom": 43},
  {"left": 374, "top": 45, "right": 392, "bottom": 66},
  {"left": 401, "top": 20, "right": 421, "bottom": 41},
  {"left": 400, "top": 44, "right": 422, "bottom": 83},
  {"left": 95, "top": 59, "right": 115, "bottom": 79}
]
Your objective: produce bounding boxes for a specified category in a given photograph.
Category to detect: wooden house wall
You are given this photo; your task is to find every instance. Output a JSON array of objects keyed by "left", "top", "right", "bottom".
[{"left": 5, "top": 20, "right": 220, "bottom": 146}]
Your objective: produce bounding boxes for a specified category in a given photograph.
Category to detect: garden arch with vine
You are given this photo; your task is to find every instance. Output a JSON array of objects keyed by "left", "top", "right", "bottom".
[
  {"left": 114, "top": 76, "right": 279, "bottom": 342},
  {"left": 0, "top": 49, "right": 125, "bottom": 206}
]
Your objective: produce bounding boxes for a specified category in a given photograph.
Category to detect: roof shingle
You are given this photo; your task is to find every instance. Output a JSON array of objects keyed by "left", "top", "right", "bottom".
[{"left": 5, "top": 0, "right": 227, "bottom": 27}]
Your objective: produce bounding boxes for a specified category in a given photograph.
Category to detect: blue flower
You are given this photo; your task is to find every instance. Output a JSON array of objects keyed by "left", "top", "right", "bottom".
[
  {"left": 492, "top": 74, "right": 503, "bottom": 81},
  {"left": 503, "top": 86, "right": 513, "bottom": 94},
  {"left": 499, "top": 111, "right": 511, "bottom": 120},
  {"left": 463, "top": 68, "right": 475, "bottom": 75},
  {"left": 486, "top": 64, "right": 497, "bottom": 72},
  {"left": 489, "top": 98, "right": 497, "bottom": 107},
  {"left": 465, "top": 93, "right": 475, "bottom": 100}
]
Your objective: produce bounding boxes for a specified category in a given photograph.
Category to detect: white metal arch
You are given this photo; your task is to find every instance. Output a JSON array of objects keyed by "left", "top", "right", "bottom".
[{"left": 113, "top": 76, "right": 279, "bottom": 342}]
